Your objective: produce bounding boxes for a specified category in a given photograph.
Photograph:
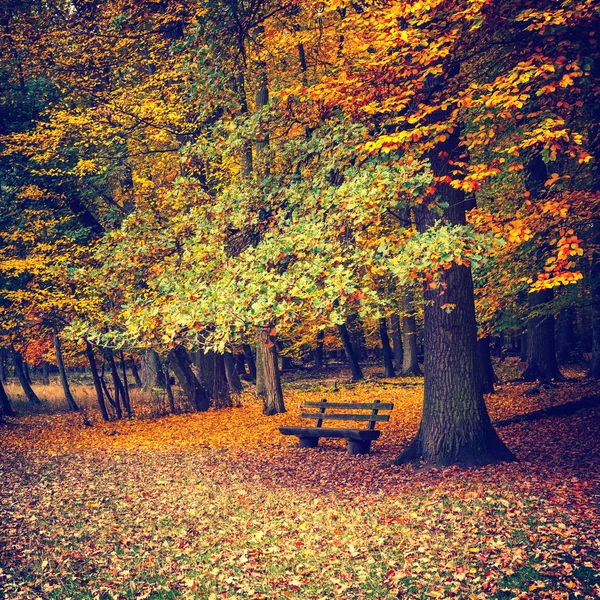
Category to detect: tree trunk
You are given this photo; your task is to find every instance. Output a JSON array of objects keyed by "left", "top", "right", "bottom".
[
  {"left": 314, "top": 330, "right": 325, "bottom": 368},
  {"left": 478, "top": 336, "right": 496, "bottom": 394},
  {"left": 224, "top": 351, "right": 243, "bottom": 394},
  {"left": 99, "top": 361, "right": 122, "bottom": 419},
  {"left": 141, "top": 350, "right": 165, "bottom": 391},
  {"left": 108, "top": 351, "right": 129, "bottom": 418},
  {"left": 337, "top": 322, "right": 364, "bottom": 381},
  {"left": 85, "top": 341, "right": 109, "bottom": 421},
  {"left": 257, "top": 326, "right": 285, "bottom": 415},
  {"left": 401, "top": 295, "right": 422, "bottom": 376},
  {"left": 243, "top": 344, "right": 257, "bottom": 382},
  {"left": 588, "top": 222, "right": 600, "bottom": 377},
  {"left": 395, "top": 124, "right": 514, "bottom": 467},
  {"left": 277, "top": 341, "right": 293, "bottom": 371},
  {"left": 206, "top": 351, "right": 232, "bottom": 408},
  {"left": 12, "top": 347, "right": 41, "bottom": 405},
  {"left": 23, "top": 361, "right": 32, "bottom": 384},
  {"left": 522, "top": 289, "right": 564, "bottom": 382},
  {"left": 120, "top": 352, "right": 132, "bottom": 417},
  {"left": 167, "top": 346, "right": 210, "bottom": 411},
  {"left": 556, "top": 308, "right": 576, "bottom": 364},
  {"left": 255, "top": 335, "right": 266, "bottom": 398},
  {"left": 41, "top": 361, "right": 50, "bottom": 385},
  {"left": 379, "top": 318, "right": 395, "bottom": 377},
  {"left": 130, "top": 357, "right": 142, "bottom": 387},
  {"left": 0, "top": 348, "right": 6, "bottom": 383},
  {"left": 163, "top": 365, "right": 176, "bottom": 414},
  {"left": 235, "top": 353, "right": 247, "bottom": 377},
  {"left": 0, "top": 376, "right": 14, "bottom": 417},
  {"left": 390, "top": 314, "right": 403, "bottom": 372},
  {"left": 520, "top": 332, "right": 528, "bottom": 361},
  {"left": 53, "top": 334, "right": 79, "bottom": 412}
]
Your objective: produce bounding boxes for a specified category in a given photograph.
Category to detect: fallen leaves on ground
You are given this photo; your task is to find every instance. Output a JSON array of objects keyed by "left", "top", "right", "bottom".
[{"left": 1, "top": 371, "right": 599, "bottom": 599}]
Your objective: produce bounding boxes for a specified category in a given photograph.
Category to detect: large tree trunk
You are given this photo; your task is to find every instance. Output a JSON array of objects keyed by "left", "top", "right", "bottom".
[
  {"left": 395, "top": 125, "right": 514, "bottom": 467},
  {"left": 338, "top": 322, "right": 364, "bottom": 381},
  {"left": 401, "top": 295, "right": 422, "bottom": 376},
  {"left": 53, "top": 334, "right": 79, "bottom": 412},
  {"left": 257, "top": 326, "right": 285, "bottom": 415},
  {"left": 522, "top": 289, "right": 564, "bottom": 382},
  {"left": 224, "top": 351, "right": 243, "bottom": 394},
  {"left": 243, "top": 344, "right": 257, "bottom": 382},
  {"left": 167, "top": 346, "right": 210, "bottom": 411},
  {"left": 379, "top": 318, "right": 395, "bottom": 377},
  {"left": 478, "top": 336, "right": 497, "bottom": 394},
  {"left": 390, "top": 314, "right": 403, "bottom": 372},
  {"left": 0, "top": 377, "right": 14, "bottom": 417},
  {"left": 141, "top": 350, "right": 165, "bottom": 391},
  {"left": 12, "top": 347, "right": 40, "bottom": 405},
  {"left": 85, "top": 342, "right": 109, "bottom": 421}
]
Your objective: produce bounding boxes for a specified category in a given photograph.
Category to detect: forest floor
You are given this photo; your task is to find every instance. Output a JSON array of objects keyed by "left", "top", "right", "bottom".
[{"left": 1, "top": 364, "right": 599, "bottom": 600}]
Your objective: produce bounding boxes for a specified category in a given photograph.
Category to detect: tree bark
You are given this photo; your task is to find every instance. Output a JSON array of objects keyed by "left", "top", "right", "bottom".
[
  {"left": 401, "top": 295, "right": 422, "bottom": 376},
  {"left": 130, "top": 357, "right": 142, "bottom": 387},
  {"left": 141, "top": 350, "right": 165, "bottom": 391},
  {"left": 204, "top": 351, "right": 232, "bottom": 408},
  {"left": 235, "top": 353, "right": 247, "bottom": 377},
  {"left": 522, "top": 289, "right": 564, "bottom": 382},
  {"left": 163, "top": 365, "right": 176, "bottom": 414},
  {"left": 390, "top": 314, "right": 403, "bottom": 372},
  {"left": 257, "top": 326, "right": 285, "bottom": 415},
  {"left": 85, "top": 342, "right": 109, "bottom": 421},
  {"left": 167, "top": 346, "right": 210, "bottom": 411},
  {"left": 337, "top": 322, "right": 364, "bottom": 381},
  {"left": 0, "top": 376, "right": 14, "bottom": 417},
  {"left": 41, "top": 361, "right": 50, "bottom": 385},
  {"left": 224, "top": 351, "right": 243, "bottom": 394},
  {"left": 120, "top": 351, "right": 132, "bottom": 416},
  {"left": 108, "top": 351, "right": 130, "bottom": 418},
  {"left": 478, "top": 336, "right": 496, "bottom": 394},
  {"left": 255, "top": 335, "right": 267, "bottom": 398},
  {"left": 395, "top": 124, "right": 514, "bottom": 467},
  {"left": 556, "top": 308, "right": 576, "bottom": 364},
  {"left": 314, "top": 330, "right": 325, "bottom": 368},
  {"left": 0, "top": 348, "right": 6, "bottom": 383},
  {"left": 277, "top": 341, "right": 293, "bottom": 371},
  {"left": 12, "top": 347, "right": 40, "bottom": 405},
  {"left": 53, "top": 334, "right": 79, "bottom": 412},
  {"left": 23, "top": 361, "right": 32, "bottom": 384},
  {"left": 243, "top": 344, "right": 257, "bottom": 382},
  {"left": 379, "top": 318, "right": 395, "bottom": 377},
  {"left": 520, "top": 332, "right": 528, "bottom": 361}
]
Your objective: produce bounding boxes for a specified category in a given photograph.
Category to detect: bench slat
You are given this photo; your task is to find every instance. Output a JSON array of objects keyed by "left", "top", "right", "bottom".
[
  {"left": 300, "top": 412, "right": 390, "bottom": 422},
  {"left": 279, "top": 427, "right": 381, "bottom": 441},
  {"left": 304, "top": 401, "right": 393, "bottom": 411}
]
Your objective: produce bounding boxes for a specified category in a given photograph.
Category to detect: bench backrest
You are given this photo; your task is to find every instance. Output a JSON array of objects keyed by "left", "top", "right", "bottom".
[{"left": 301, "top": 399, "right": 394, "bottom": 430}]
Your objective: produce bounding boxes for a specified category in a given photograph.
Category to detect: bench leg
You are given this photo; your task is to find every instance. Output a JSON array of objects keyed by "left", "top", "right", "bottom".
[
  {"left": 299, "top": 437, "right": 318, "bottom": 448},
  {"left": 348, "top": 440, "right": 371, "bottom": 455}
]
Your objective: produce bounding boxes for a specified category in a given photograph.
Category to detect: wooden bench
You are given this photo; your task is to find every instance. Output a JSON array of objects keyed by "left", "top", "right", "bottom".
[{"left": 279, "top": 399, "right": 393, "bottom": 455}]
